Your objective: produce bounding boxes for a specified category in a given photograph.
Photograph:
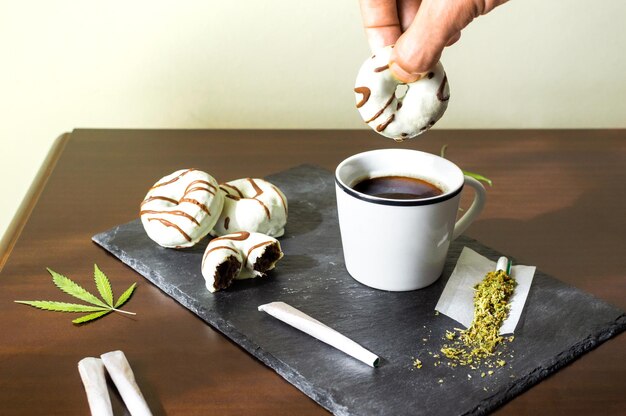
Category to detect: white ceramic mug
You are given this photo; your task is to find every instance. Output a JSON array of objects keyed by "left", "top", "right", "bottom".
[{"left": 335, "top": 148, "right": 486, "bottom": 291}]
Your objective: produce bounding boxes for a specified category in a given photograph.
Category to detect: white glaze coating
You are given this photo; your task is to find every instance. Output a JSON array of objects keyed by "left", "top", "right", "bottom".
[
  {"left": 211, "top": 178, "right": 288, "bottom": 237},
  {"left": 354, "top": 45, "right": 450, "bottom": 141},
  {"left": 201, "top": 231, "right": 284, "bottom": 293},
  {"left": 140, "top": 169, "right": 224, "bottom": 248}
]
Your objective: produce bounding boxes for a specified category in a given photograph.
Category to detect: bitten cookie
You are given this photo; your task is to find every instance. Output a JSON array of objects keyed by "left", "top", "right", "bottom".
[
  {"left": 140, "top": 169, "right": 224, "bottom": 248},
  {"left": 354, "top": 45, "right": 450, "bottom": 141},
  {"left": 201, "top": 231, "right": 284, "bottom": 292},
  {"left": 211, "top": 178, "right": 288, "bottom": 237}
]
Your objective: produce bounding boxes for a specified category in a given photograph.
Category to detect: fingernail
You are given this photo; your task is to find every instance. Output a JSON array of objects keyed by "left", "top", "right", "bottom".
[{"left": 389, "top": 62, "right": 425, "bottom": 83}]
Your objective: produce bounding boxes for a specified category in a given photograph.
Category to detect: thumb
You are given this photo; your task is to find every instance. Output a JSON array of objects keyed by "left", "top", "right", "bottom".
[{"left": 390, "top": 0, "right": 503, "bottom": 82}]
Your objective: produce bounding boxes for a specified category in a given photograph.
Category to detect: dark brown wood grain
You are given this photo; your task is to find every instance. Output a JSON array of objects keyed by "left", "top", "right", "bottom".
[{"left": 0, "top": 129, "right": 624, "bottom": 415}]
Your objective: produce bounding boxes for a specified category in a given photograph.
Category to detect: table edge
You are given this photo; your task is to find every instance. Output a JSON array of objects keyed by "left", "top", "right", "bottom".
[{"left": 0, "top": 132, "right": 71, "bottom": 272}]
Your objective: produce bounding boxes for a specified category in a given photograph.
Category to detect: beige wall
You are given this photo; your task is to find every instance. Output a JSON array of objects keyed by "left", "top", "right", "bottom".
[{"left": 1, "top": 0, "right": 625, "bottom": 250}]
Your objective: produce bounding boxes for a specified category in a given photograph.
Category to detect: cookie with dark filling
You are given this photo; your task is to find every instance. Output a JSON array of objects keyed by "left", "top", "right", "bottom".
[{"left": 201, "top": 231, "right": 284, "bottom": 293}]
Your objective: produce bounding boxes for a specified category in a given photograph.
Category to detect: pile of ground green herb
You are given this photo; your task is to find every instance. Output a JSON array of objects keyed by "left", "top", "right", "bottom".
[{"left": 440, "top": 269, "right": 517, "bottom": 367}]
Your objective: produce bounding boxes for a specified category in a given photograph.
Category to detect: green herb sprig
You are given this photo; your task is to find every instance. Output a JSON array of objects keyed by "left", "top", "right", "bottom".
[
  {"left": 440, "top": 144, "right": 493, "bottom": 186},
  {"left": 15, "top": 265, "right": 136, "bottom": 324}
]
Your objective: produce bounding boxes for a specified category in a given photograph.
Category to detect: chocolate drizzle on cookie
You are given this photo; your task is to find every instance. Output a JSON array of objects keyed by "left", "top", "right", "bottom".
[
  {"left": 141, "top": 196, "right": 178, "bottom": 207},
  {"left": 247, "top": 178, "right": 264, "bottom": 198},
  {"left": 437, "top": 74, "right": 450, "bottom": 102},
  {"left": 202, "top": 245, "right": 239, "bottom": 265},
  {"left": 420, "top": 120, "right": 437, "bottom": 131},
  {"left": 185, "top": 180, "right": 216, "bottom": 195},
  {"left": 270, "top": 184, "right": 288, "bottom": 215},
  {"left": 221, "top": 183, "right": 244, "bottom": 198},
  {"left": 252, "top": 199, "right": 271, "bottom": 218},
  {"left": 148, "top": 218, "right": 192, "bottom": 242},
  {"left": 376, "top": 114, "right": 395, "bottom": 132},
  {"left": 246, "top": 240, "right": 274, "bottom": 260},
  {"left": 220, "top": 180, "right": 270, "bottom": 219},
  {"left": 150, "top": 168, "right": 195, "bottom": 190},
  {"left": 140, "top": 210, "right": 200, "bottom": 225},
  {"left": 247, "top": 178, "right": 271, "bottom": 219},
  {"left": 365, "top": 94, "right": 395, "bottom": 123},
  {"left": 354, "top": 86, "right": 371, "bottom": 108},
  {"left": 142, "top": 171, "right": 214, "bottom": 217},
  {"left": 214, "top": 178, "right": 287, "bottom": 237},
  {"left": 202, "top": 234, "right": 283, "bottom": 292},
  {"left": 212, "top": 231, "right": 251, "bottom": 242},
  {"left": 179, "top": 197, "right": 210, "bottom": 214},
  {"left": 140, "top": 168, "right": 225, "bottom": 248},
  {"left": 374, "top": 64, "right": 389, "bottom": 73}
]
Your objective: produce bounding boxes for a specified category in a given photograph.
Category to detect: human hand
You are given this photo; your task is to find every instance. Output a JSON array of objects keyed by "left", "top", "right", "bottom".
[{"left": 359, "top": 0, "right": 508, "bottom": 82}]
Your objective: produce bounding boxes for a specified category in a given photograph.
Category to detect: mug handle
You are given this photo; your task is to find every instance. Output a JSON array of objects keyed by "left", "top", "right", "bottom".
[{"left": 452, "top": 176, "right": 487, "bottom": 240}]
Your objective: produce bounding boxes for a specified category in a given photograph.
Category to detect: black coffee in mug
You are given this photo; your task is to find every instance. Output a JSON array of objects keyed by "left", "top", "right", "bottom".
[{"left": 352, "top": 175, "right": 443, "bottom": 200}]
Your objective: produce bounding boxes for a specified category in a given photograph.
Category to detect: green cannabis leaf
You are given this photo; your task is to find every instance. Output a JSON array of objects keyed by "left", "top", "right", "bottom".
[
  {"left": 462, "top": 171, "right": 493, "bottom": 187},
  {"left": 15, "top": 265, "right": 136, "bottom": 325},
  {"left": 440, "top": 144, "right": 493, "bottom": 187},
  {"left": 115, "top": 283, "right": 137, "bottom": 309},
  {"left": 13, "top": 301, "right": 108, "bottom": 313},
  {"left": 48, "top": 268, "right": 109, "bottom": 308},
  {"left": 94, "top": 264, "right": 114, "bottom": 307}
]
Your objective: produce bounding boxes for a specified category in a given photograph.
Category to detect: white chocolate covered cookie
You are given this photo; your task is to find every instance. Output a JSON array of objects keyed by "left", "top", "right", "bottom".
[
  {"left": 354, "top": 45, "right": 450, "bottom": 141},
  {"left": 140, "top": 169, "right": 224, "bottom": 248},
  {"left": 211, "top": 178, "right": 288, "bottom": 238},
  {"left": 201, "top": 231, "right": 284, "bottom": 292}
]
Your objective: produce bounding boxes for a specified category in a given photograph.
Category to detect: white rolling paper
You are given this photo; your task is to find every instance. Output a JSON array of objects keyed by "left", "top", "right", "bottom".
[
  {"left": 78, "top": 357, "right": 113, "bottom": 416},
  {"left": 435, "top": 247, "right": 536, "bottom": 335},
  {"left": 100, "top": 350, "right": 153, "bottom": 416},
  {"left": 258, "top": 301, "right": 380, "bottom": 367}
]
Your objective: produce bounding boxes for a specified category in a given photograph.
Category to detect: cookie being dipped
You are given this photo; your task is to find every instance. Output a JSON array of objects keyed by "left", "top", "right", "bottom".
[{"left": 354, "top": 45, "right": 450, "bottom": 141}]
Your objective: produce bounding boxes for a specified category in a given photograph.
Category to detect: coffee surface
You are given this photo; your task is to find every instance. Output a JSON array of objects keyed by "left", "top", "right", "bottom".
[{"left": 352, "top": 175, "right": 443, "bottom": 200}]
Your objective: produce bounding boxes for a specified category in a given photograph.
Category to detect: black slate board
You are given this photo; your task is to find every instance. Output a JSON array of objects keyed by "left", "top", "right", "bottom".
[{"left": 93, "top": 165, "right": 625, "bottom": 416}]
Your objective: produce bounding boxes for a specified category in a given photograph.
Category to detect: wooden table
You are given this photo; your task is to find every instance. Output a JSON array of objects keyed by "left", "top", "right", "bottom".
[{"left": 1, "top": 129, "right": 624, "bottom": 415}]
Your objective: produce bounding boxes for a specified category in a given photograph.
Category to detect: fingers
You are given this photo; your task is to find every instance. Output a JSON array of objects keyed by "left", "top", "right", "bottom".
[
  {"left": 390, "top": 0, "right": 508, "bottom": 82},
  {"left": 446, "top": 31, "right": 462, "bottom": 46},
  {"left": 396, "top": 0, "right": 421, "bottom": 31},
  {"left": 359, "top": 0, "right": 402, "bottom": 51},
  {"left": 391, "top": 0, "right": 476, "bottom": 81},
  {"left": 484, "top": 0, "right": 509, "bottom": 14}
]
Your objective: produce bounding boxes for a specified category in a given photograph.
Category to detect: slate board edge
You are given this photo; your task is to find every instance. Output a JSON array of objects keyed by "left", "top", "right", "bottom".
[
  {"left": 93, "top": 226, "right": 626, "bottom": 416},
  {"left": 92, "top": 229, "right": 348, "bottom": 416},
  {"left": 465, "top": 314, "right": 626, "bottom": 416},
  {"left": 444, "top": 236, "right": 626, "bottom": 414}
]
